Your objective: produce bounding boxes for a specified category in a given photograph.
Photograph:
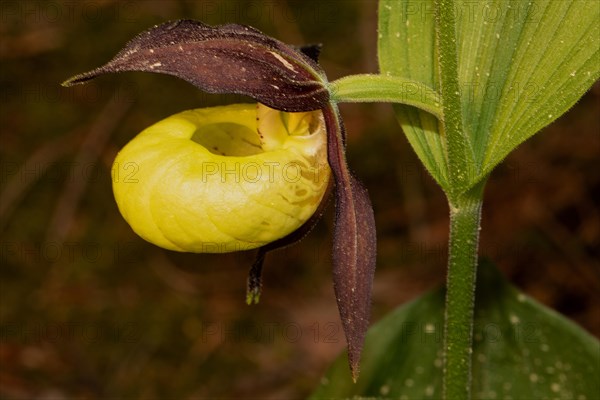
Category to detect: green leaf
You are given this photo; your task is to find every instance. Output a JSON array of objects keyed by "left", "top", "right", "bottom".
[
  {"left": 472, "top": 1, "right": 600, "bottom": 181},
  {"left": 379, "top": 0, "right": 600, "bottom": 193},
  {"left": 311, "top": 261, "right": 600, "bottom": 399},
  {"left": 378, "top": 0, "right": 449, "bottom": 189}
]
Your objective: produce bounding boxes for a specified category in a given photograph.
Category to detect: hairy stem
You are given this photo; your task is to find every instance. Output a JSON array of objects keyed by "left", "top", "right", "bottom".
[
  {"left": 435, "top": 0, "right": 473, "bottom": 196},
  {"left": 443, "top": 181, "right": 485, "bottom": 400}
]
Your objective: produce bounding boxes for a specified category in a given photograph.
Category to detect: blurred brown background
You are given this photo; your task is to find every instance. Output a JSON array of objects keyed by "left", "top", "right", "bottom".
[{"left": 1, "top": 1, "right": 598, "bottom": 398}]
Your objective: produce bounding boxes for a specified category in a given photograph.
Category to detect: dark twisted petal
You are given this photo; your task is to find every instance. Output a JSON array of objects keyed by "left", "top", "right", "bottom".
[
  {"left": 62, "top": 20, "right": 329, "bottom": 112},
  {"left": 246, "top": 178, "right": 334, "bottom": 305},
  {"left": 323, "top": 103, "right": 377, "bottom": 381}
]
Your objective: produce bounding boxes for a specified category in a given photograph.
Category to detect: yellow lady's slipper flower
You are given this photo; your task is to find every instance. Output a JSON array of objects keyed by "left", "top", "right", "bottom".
[
  {"left": 63, "top": 19, "right": 375, "bottom": 380},
  {"left": 112, "top": 103, "right": 330, "bottom": 253}
]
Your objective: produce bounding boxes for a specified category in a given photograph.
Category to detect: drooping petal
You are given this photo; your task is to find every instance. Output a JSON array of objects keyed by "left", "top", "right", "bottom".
[
  {"left": 323, "top": 103, "right": 377, "bottom": 381},
  {"left": 62, "top": 20, "right": 329, "bottom": 112}
]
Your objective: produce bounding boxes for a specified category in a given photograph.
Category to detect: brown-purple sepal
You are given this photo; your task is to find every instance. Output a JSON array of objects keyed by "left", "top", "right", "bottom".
[
  {"left": 323, "top": 104, "right": 377, "bottom": 381},
  {"left": 332, "top": 173, "right": 377, "bottom": 381},
  {"left": 62, "top": 20, "right": 329, "bottom": 112}
]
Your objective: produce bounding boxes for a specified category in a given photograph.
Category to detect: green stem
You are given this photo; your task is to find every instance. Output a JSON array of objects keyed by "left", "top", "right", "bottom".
[
  {"left": 443, "top": 181, "right": 485, "bottom": 400},
  {"left": 435, "top": 0, "right": 473, "bottom": 196}
]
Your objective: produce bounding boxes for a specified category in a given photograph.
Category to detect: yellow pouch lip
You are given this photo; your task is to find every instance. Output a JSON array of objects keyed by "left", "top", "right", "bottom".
[{"left": 112, "top": 103, "right": 331, "bottom": 253}]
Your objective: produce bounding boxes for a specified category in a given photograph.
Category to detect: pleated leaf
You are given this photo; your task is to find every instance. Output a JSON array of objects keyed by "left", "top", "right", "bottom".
[
  {"left": 379, "top": 0, "right": 448, "bottom": 188},
  {"left": 379, "top": 0, "right": 600, "bottom": 192}
]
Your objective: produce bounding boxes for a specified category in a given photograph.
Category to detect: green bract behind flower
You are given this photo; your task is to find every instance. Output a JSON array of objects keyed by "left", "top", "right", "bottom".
[{"left": 112, "top": 103, "right": 330, "bottom": 253}]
